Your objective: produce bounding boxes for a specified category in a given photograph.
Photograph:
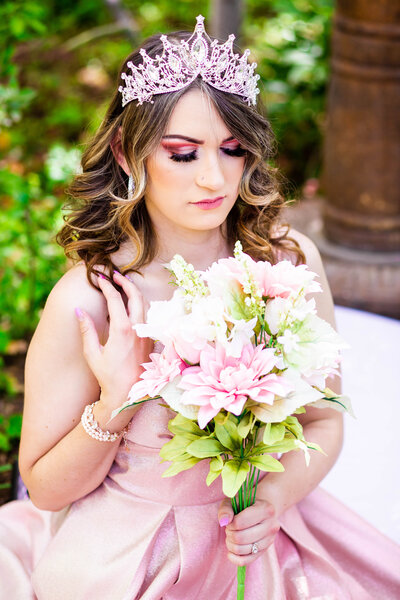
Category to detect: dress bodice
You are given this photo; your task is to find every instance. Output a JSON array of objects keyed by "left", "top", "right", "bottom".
[{"left": 108, "top": 399, "right": 227, "bottom": 506}]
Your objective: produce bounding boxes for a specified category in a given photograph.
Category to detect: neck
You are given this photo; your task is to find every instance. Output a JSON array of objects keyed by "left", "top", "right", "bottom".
[{"left": 154, "top": 227, "right": 232, "bottom": 271}]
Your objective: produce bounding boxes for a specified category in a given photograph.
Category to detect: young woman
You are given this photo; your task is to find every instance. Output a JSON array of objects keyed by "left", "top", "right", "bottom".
[{"left": 1, "top": 16, "right": 399, "bottom": 600}]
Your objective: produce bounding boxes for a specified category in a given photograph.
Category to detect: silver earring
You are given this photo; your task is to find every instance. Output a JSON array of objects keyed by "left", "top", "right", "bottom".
[{"left": 128, "top": 174, "right": 135, "bottom": 201}]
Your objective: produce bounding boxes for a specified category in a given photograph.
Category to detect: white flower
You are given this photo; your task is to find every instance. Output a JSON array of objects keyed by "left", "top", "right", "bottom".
[
  {"left": 281, "top": 313, "right": 348, "bottom": 385},
  {"left": 134, "top": 290, "right": 186, "bottom": 344},
  {"left": 218, "top": 317, "right": 257, "bottom": 358},
  {"left": 160, "top": 377, "right": 199, "bottom": 420},
  {"left": 250, "top": 368, "right": 323, "bottom": 424},
  {"left": 265, "top": 295, "right": 317, "bottom": 335},
  {"left": 277, "top": 329, "right": 300, "bottom": 353},
  {"left": 168, "top": 255, "right": 207, "bottom": 299}
]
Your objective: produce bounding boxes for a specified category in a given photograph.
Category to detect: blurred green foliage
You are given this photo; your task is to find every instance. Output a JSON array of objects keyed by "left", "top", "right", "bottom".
[
  {"left": 0, "top": 0, "right": 333, "bottom": 377},
  {"left": 0, "top": 414, "right": 22, "bottom": 452}
]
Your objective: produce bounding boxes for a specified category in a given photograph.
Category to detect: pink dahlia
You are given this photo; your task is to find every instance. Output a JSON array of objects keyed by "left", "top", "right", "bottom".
[
  {"left": 128, "top": 345, "right": 186, "bottom": 403},
  {"left": 178, "top": 343, "right": 293, "bottom": 428}
]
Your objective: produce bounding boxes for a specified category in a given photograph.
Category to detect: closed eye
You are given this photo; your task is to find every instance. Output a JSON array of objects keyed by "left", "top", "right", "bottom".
[{"left": 168, "top": 146, "right": 247, "bottom": 163}]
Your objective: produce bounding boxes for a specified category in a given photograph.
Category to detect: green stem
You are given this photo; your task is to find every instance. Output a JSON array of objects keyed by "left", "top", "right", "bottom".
[
  {"left": 233, "top": 463, "right": 262, "bottom": 600},
  {"left": 237, "top": 565, "right": 246, "bottom": 600},
  {"left": 251, "top": 469, "right": 261, "bottom": 505}
]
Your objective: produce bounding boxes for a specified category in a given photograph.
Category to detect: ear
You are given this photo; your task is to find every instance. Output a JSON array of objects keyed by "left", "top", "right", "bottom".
[{"left": 110, "top": 127, "right": 130, "bottom": 176}]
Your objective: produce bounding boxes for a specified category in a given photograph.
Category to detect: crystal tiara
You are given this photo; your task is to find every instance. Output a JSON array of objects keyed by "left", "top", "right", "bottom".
[{"left": 118, "top": 15, "right": 260, "bottom": 107}]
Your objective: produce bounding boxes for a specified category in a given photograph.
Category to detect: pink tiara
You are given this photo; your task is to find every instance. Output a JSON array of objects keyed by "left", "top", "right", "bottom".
[{"left": 118, "top": 15, "right": 260, "bottom": 107}]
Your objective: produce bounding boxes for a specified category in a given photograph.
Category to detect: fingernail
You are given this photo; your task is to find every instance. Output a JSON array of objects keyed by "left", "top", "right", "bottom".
[
  {"left": 98, "top": 273, "right": 107, "bottom": 280},
  {"left": 219, "top": 516, "right": 230, "bottom": 527},
  {"left": 75, "top": 307, "right": 84, "bottom": 320},
  {"left": 125, "top": 274, "right": 134, "bottom": 282},
  {"left": 113, "top": 270, "right": 120, "bottom": 276}
]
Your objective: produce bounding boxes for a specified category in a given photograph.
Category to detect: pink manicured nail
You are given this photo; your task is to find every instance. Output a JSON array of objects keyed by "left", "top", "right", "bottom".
[
  {"left": 98, "top": 273, "right": 106, "bottom": 280},
  {"left": 75, "top": 307, "right": 84, "bottom": 320},
  {"left": 219, "top": 516, "right": 230, "bottom": 527}
]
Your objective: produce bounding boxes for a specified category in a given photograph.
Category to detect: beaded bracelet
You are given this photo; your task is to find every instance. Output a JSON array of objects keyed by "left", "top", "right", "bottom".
[{"left": 81, "top": 401, "right": 123, "bottom": 443}]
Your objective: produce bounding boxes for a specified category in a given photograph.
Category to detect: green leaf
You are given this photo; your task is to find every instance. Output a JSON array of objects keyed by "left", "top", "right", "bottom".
[
  {"left": 225, "top": 283, "right": 251, "bottom": 320},
  {"left": 306, "top": 441, "right": 326, "bottom": 456},
  {"left": 214, "top": 419, "right": 241, "bottom": 451},
  {"left": 159, "top": 436, "right": 193, "bottom": 462},
  {"left": 237, "top": 412, "right": 253, "bottom": 438},
  {"left": 0, "top": 464, "right": 12, "bottom": 473},
  {"left": 293, "top": 406, "right": 306, "bottom": 415},
  {"left": 249, "top": 454, "right": 285, "bottom": 472},
  {"left": 206, "top": 455, "right": 224, "bottom": 486},
  {"left": 250, "top": 437, "right": 299, "bottom": 455},
  {"left": 263, "top": 423, "right": 285, "bottom": 445},
  {"left": 186, "top": 437, "right": 225, "bottom": 458},
  {"left": 221, "top": 459, "right": 250, "bottom": 497},
  {"left": 168, "top": 413, "right": 206, "bottom": 437},
  {"left": 162, "top": 456, "right": 201, "bottom": 477},
  {"left": 283, "top": 416, "right": 303, "bottom": 439}
]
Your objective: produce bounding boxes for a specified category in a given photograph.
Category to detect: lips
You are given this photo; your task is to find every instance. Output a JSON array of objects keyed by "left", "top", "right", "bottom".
[
  {"left": 191, "top": 196, "right": 225, "bottom": 210},
  {"left": 194, "top": 196, "right": 224, "bottom": 204}
]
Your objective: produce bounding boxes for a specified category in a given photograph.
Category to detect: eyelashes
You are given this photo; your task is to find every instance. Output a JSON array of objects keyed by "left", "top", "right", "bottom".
[{"left": 168, "top": 147, "right": 247, "bottom": 163}]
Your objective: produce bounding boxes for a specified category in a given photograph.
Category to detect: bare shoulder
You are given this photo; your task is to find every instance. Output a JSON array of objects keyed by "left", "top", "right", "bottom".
[
  {"left": 41, "top": 263, "right": 108, "bottom": 342},
  {"left": 286, "top": 228, "right": 324, "bottom": 271},
  {"left": 47, "top": 262, "right": 105, "bottom": 313},
  {"left": 284, "top": 228, "right": 336, "bottom": 327}
]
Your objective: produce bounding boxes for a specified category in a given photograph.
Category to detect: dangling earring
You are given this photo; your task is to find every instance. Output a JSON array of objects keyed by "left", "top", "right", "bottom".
[{"left": 128, "top": 174, "right": 135, "bottom": 201}]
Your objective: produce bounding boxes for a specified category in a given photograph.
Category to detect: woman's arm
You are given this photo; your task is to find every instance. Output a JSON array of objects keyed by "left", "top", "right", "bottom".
[
  {"left": 19, "top": 266, "right": 151, "bottom": 511},
  {"left": 219, "top": 230, "right": 344, "bottom": 565}
]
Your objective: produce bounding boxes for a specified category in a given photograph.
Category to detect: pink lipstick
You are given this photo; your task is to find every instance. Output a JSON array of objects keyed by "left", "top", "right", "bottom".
[{"left": 192, "top": 196, "right": 224, "bottom": 210}]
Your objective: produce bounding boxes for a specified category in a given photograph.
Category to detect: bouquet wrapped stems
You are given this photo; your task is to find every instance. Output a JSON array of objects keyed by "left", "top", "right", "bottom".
[{"left": 231, "top": 462, "right": 261, "bottom": 600}]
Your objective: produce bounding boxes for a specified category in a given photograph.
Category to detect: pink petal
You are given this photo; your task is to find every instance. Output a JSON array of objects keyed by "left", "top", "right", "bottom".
[
  {"left": 225, "top": 395, "right": 247, "bottom": 415},
  {"left": 198, "top": 404, "right": 219, "bottom": 429}
]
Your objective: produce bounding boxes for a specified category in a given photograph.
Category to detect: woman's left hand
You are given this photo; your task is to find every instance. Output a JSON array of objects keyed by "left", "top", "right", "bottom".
[{"left": 217, "top": 498, "right": 280, "bottom": 566}]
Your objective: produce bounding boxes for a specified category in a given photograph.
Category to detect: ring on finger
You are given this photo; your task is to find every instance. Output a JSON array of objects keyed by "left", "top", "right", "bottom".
[{"left": 250, "top": 542, "right": 259, "bottom": 555}]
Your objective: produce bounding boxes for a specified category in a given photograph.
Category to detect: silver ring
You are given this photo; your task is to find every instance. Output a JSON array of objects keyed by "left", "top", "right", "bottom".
[{"left": 251, "top": 542, "right": 259, "bottom": 554}]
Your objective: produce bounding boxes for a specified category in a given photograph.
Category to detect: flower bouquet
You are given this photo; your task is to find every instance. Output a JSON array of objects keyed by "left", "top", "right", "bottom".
[{"left": 114, "top": 242, "right": 351, "bottom": 599}]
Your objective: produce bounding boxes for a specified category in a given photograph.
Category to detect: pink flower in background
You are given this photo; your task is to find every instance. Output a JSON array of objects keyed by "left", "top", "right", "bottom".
[
  {"left": 179, "top": 343, "right": 293, "bottom": 428},
  {"left": 204, "top": 252, "right": 321, "bottom": 303},
  {"left": 128, "top": 345, "right": 186, "bottom": 403},
  {"left": 252, "top": 260, "right": 321, "bottom": 298},
  {"left": 204, "top": 257, "right": 246, "bottom": 296}
]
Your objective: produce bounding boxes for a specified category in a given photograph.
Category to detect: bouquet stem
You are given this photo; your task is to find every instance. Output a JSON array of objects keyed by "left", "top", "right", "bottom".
[
  {"left": 237, "top": 566, "right": 246, "bottom": 600},
  {"left": 231, "top": 465, "right": 261, "bottom": 600}
]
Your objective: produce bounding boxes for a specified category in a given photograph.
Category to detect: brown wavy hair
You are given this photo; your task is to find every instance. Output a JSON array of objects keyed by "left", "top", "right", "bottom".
[{"left": 57, "top": 29, "right": 304, "bottom": 284}]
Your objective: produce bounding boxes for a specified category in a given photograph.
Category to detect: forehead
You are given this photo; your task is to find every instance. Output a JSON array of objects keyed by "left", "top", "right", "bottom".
[{"left": 164, "top": 89, "right": 232, "bottom": 141}]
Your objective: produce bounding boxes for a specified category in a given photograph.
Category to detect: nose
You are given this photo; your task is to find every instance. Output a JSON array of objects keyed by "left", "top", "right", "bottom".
[{"left": 195, "top": 152, "right": 225, "bottom": 191}]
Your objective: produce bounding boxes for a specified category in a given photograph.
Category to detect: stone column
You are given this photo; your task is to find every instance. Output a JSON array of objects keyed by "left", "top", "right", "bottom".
[
  {"left": 210, "top": 0, "right": 244, "bottom": 40},
  {"left": 322, "top": 0, "right": 400, "bottom": 251}
]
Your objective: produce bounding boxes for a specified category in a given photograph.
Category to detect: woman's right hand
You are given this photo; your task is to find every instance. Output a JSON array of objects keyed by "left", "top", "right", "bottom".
[{"left": 75, "top": 270, "right": 153, "bottom": 426}]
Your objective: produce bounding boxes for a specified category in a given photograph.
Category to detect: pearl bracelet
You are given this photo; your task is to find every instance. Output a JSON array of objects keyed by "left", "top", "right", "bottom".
[{"left": 81, "top": 401, "right": 123, "bottom": 443}]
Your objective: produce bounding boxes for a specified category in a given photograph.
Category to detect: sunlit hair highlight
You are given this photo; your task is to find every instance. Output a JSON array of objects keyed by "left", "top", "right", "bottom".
[{"left": 57, "top": 30, "right": 304, "bottom": 285}]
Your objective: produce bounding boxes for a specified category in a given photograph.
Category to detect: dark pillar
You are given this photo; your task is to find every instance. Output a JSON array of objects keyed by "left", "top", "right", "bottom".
[
  {"left": 209, "top": 0, "right": 244, "bottom": 40},
  {"left": 323, "top": 0, "right": 400, "bottom": 252}
]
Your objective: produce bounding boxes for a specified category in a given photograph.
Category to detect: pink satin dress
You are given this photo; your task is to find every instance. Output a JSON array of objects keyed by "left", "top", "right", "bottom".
[{"left": 1, "top": 399, "right": 399, "bottom": 599}]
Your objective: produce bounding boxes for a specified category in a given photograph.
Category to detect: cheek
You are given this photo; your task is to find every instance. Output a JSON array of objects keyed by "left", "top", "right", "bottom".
[
  {"left": 226, "top": 158, "right": 245, "bottom": 188},
  {"left": 149, "top": 157, "right": 192, "bottom": 191}
]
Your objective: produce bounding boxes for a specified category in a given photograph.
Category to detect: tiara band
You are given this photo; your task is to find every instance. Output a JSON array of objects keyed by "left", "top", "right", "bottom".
[{"left": 118, "top": 15, "right": 260, "bottom": 107}]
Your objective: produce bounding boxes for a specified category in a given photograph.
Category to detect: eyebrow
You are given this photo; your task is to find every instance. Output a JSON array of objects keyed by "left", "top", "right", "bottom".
[{"left": 161, "top": 135, "right": 236, "bottom": 144}]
